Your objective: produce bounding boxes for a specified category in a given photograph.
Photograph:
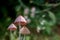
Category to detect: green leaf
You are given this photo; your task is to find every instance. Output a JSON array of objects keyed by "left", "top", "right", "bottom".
[{"left": 48, "top": 11, "right": 56, "bottom": 26}]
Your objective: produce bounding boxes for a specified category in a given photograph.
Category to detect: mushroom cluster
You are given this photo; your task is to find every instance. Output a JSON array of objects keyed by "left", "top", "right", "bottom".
[{"left": 7, "top": 15, "right": 31, "bottom": 40}]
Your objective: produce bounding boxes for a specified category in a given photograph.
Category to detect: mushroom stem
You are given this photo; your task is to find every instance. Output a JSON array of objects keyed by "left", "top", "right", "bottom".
[
  {"left": 19, "top": 23, "right": 21, "bottom": 40},
  {"left": 10, "top": 30, "right": 12, "bottom": 40},
  {"left": 23, "top": 35, "right": 26, "bottom": 40}
]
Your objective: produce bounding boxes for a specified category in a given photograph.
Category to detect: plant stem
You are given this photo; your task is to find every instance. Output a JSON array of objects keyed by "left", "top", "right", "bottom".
[
  {"left": 19, "top": 22, "right": 21, "bottom": 40},
  {"left": 10, "top": 30, "right": 12, "bottom": 40},
  {"left": 23, "top": 35, "right": 25, "bottom": 40}
]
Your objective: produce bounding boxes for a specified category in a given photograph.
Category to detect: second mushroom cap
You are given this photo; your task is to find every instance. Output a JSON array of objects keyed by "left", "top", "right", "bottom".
[
  {"left": 20, "top": 26, "right": 30, "bottom": 35},
  {"left": 7, "top": 23, "right": 17, "bottom": 31}
]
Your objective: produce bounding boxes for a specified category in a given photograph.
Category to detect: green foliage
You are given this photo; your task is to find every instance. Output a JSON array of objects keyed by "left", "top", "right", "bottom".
[
  {"left": 33, "top": 0, "right": 45, "bottom": 5},
  {"left": 0, "top": 0, "right": 60, "bottom": 40}
]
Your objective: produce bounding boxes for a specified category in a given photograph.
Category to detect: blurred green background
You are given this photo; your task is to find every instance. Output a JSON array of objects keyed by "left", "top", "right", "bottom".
[{"left": 0, "top": 0, "right": 60, "bottom": 40}]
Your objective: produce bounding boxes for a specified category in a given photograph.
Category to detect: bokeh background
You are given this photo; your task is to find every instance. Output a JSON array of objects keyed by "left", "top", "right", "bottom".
[{"left": 0, "top": 0, "right": 60, "bottom": 40}]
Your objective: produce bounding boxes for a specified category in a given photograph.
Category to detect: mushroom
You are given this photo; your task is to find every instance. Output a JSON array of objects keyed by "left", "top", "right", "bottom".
[
  {"left": 20, "top": 27, "right": 30, "bottom": 35},
  {"left": 7, "top": 23, "right": 17, "bottom": 40},
  {"left": 24, "top": 8, "right": 29, "bottom": 15},
  {"left": 20, "top": 26, "right": 30, "bottom": 40},
  {"left": 7, "top": 23, "right": 17, "bottom": 31},
  {"left": 14, "top": 15, "right": 27, "bottom": 26}
]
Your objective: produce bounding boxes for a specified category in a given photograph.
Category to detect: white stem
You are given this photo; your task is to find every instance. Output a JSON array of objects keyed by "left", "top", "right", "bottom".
[
  {"left": 23, "top": 35, "right": 25, "bottom": 40},
  {"left": 10, "top": 30, "right": 12, "bottom": 40},
  {"left": 19, "top": 22, "right": 21, "bottom": 40}
]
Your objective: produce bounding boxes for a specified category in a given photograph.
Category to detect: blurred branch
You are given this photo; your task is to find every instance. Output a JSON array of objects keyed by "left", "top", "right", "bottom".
[
  {"left": 34, "top": 2, "right": 60, "bottom": 7},
  {"left": 35, "top": 8, "right": 51, "bottom": 13},
  {"left": 43, "top": 3, "right": 60, "bottom": 7},
  {"left": 18, "top": 0, "right": 27, "bottom": 8}
]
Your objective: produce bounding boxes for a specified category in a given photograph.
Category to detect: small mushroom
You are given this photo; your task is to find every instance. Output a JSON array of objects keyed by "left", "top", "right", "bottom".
[
  {"left": 24, "top": 8, "right": 29, "bottom": 15},
  {"left": 31, "top": 7, "right": 36, "bottom": 13},
  {"left": 14, "top": 15, "right": 27, "bottom": 26},
  {"left": 20, "top": 26, "right": 30, "bottom": 35},
  {"left": 7, "top": 23, "right": 17, "bottom": 31},
  {"left": 20, "top": 26, "right": 30, "bottom": 40}
]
